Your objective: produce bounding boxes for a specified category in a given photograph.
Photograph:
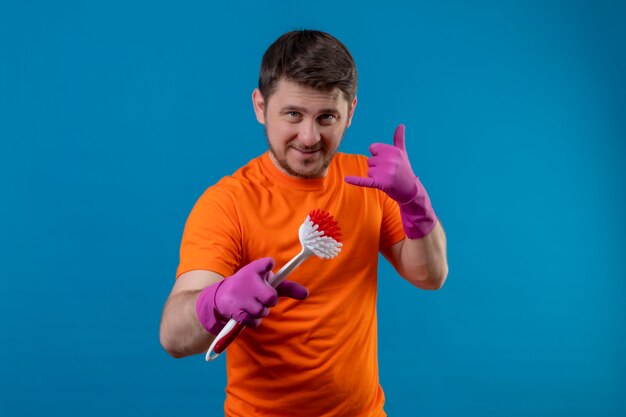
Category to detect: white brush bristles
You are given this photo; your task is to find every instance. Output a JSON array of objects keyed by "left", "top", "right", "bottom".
[{"left": 299, "top": 215, "right": 343, "bottom": 259}]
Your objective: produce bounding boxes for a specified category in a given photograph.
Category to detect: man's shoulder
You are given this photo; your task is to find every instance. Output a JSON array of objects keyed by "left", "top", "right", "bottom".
[
  {"left": 201, "top": 154, "right": 266, "bottom": 197},
  {"left": 335, "top": 151, "right": 367, "bottom": 162},
  {"left": 332, "top": 152, "right": 368, "bottom": 174}
]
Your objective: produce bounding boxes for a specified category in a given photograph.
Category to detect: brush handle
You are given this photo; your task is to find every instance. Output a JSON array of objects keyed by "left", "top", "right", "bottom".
[
  {"left": 206, "top": 250, "right": 312, "bottom": 361},
  {"left": 268, "top": 248, "right": 311, "bottom": 287}
]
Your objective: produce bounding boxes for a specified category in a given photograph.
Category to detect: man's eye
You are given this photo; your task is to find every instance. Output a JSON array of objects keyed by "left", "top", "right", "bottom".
[
  {"left": 319, "top": 114, "right": 336, "bottom": 124},
  {"left": 287, "top": 112, "right": 300, "bottom": 118}
]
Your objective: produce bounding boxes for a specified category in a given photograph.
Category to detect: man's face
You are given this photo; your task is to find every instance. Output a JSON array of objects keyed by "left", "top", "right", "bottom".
[{"left": 252, "top": 79, "right": 356, "bottom": 179}]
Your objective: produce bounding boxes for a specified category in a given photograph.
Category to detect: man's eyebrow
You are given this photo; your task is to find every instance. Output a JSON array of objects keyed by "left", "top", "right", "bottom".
[
  {"left": 280, "top": 105, "right": 307, "bottom": 113},
  {"left": 280, "top": 105, "right": 339, "bottom": 114}
]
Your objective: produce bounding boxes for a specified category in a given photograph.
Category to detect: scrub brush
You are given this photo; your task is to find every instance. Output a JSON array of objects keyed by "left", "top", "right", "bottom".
[{"left": 206, "top": 209, "right": 342, "bottom": 361}]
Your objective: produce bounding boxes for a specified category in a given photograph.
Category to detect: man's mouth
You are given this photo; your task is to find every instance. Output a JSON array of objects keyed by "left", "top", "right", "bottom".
[{"left": 291, "top": 146, "right": 322, "bottom": 155}]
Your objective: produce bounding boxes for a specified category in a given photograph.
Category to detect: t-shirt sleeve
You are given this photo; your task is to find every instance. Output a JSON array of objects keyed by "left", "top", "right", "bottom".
[
  {"left": 379, "top": 192, "right": 406, "bottom": 250},
  {"left": 175, "top": 183, "right": 242, "bottom": 278}
]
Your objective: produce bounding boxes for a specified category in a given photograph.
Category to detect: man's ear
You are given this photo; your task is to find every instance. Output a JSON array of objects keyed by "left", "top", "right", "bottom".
[
  {"left": 252, "top": 88, "right": 266, "bottom": 124},
  {"left": 347, "top": 96, "right": 357, "bottom": 127}
]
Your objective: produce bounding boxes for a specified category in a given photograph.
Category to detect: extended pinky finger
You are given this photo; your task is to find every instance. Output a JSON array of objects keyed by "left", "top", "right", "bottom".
[{"left": 344, "top": 176, "right": 378, "bottom": 189}]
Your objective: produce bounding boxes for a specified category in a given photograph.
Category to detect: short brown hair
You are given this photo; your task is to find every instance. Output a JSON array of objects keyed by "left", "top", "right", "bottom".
[{"left": 258, "top": 30, "right": 357, "bottom": 103}]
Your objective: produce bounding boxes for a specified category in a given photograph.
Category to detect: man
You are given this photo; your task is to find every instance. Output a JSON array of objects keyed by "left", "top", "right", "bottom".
[{"left": 160, "top": 29, "right": 448, "bottom": 417}]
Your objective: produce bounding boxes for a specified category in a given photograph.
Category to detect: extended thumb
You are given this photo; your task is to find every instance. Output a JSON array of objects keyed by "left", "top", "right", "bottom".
[{"left": 393, "top": 124, "right": 406, "bottom": 151}]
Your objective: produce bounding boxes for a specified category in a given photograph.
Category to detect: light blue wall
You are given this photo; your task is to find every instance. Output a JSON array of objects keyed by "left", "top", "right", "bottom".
[{"left": 1, "top": 1, "right": 624, "bottom": 416}]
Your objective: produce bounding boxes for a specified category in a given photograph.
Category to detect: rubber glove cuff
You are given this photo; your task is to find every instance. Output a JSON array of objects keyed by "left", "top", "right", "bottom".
[
  {"left": 195, "top": 281, "right": 229, "bottom": 336},
  {"left": 399, "top": 176, "right": 438, "bottom": 239}
]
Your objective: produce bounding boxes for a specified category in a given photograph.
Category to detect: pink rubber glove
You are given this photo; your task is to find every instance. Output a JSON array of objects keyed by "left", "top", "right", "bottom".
[
  {"left": 344, "top": 124, "right": 437, "bottom": 239},
  {"left": 195, "top": 257, "right": 309, "bottom": 335}
]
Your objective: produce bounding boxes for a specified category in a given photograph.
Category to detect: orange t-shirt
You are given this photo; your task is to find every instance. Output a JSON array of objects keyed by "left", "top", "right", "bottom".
[{"left": 177, "top": 152, "right": 406, "bottom": 417}]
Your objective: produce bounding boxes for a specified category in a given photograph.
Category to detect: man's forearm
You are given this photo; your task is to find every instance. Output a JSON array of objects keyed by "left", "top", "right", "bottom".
[
  {"left": 160, "top": 290, "right": 215, "bottom": 358},
  {"left": 399, "top": 221, "right": 448, "bottom": 289}
]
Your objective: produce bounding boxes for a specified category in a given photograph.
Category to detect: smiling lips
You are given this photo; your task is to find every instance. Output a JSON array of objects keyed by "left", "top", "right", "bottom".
[{"left": 290, "top": 145, "right": 322, "bottom": 155}]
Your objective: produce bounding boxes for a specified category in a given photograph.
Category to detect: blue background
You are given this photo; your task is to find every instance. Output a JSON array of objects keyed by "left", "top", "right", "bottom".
[{"left": 1, "top": 1, "right": 625, "bottom": 416}]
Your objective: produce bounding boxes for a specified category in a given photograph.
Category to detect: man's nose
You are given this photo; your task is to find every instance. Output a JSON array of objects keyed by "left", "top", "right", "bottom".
[{"left": 298, "top": 119, "right": 320, "bottom": 146}]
